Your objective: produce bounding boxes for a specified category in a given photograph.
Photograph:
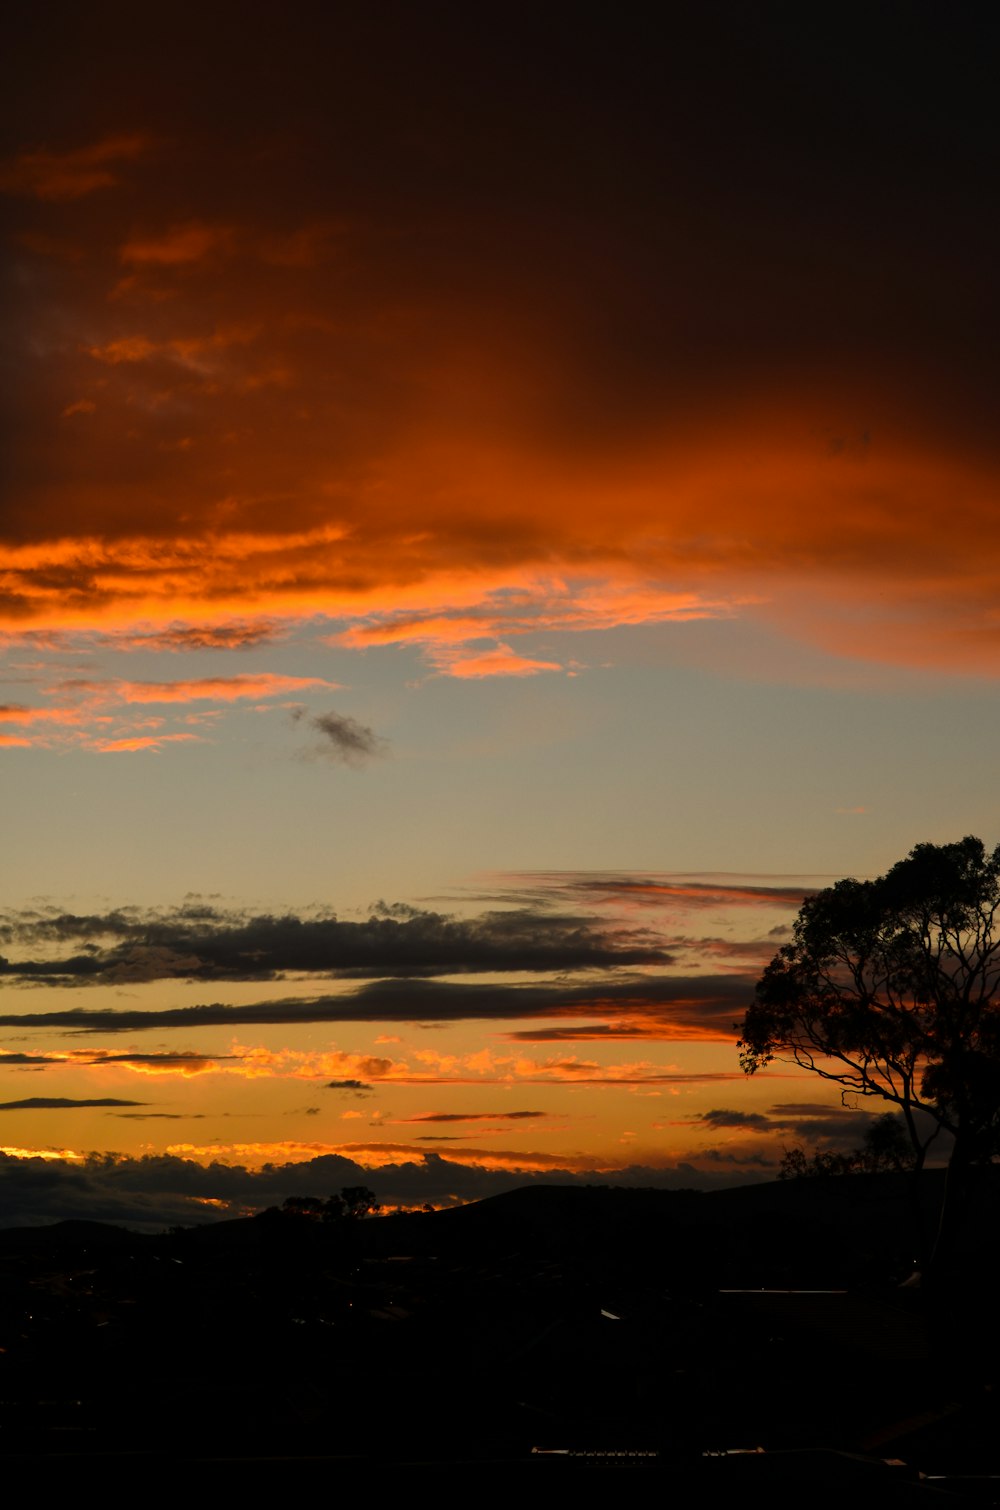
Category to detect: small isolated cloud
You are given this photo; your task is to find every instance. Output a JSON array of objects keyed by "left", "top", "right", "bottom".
[
  {"left": 294, "top": 708, "right": 385, "bottom": 765},
  {"left": 325, "top": 1079, "right": 372, "bottom": 1095},
  {"left": 432, "top": 643, "right": 564, "bottom": 679},
  {"left": 112, "top": 1113, "right": 203, "bottom": 1121}
]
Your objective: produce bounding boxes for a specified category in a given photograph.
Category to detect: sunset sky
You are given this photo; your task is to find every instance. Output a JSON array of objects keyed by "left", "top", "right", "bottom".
[{"left": 2, "top": 2, "right": 998, "bottom": 1226}]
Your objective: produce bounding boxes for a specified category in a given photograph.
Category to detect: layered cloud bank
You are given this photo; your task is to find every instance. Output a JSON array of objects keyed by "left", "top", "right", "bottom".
[
  {"left": 0, "top": 874, "right": 821, "bottom": 1203},
  {"left": 0, "top": 897, "right": 670, "bottom": 984},
  {"left": 0, "top": 869, "right": 919, "bottom": 1226},
  {"left": 0, "top": 1147, "right": 775, "bottom": 1231},
  {"left": 0, "top": 881, "right": 797, "bottom": 1048},
  {"left": 0, "top": 1088, "right": 898, "bottom": 1231}
]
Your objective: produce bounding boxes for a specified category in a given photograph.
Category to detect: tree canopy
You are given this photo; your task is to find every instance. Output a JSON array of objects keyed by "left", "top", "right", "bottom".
[
  {"left": 778, "top": 1112, "right": 917, "bottom": 1180},
  {"left": 739, "top": 836, "right": 1000, "bottom": 1175},
  {"left": 271, "top": 1185, "right": 381, "bottom": 1224}
]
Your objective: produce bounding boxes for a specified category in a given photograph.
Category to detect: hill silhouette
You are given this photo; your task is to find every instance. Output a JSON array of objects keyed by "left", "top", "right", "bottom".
[{"left": 0, "top": 1176, "right": 995, "bottom": 1495}]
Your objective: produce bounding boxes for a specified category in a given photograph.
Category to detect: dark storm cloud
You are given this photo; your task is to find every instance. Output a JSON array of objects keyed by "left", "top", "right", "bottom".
[
  {"left": 0, "top": 901, "right": 669, "bottom": 983},
  {"left": 0, "top": 1097, "right": 144, "bottom": 1110},
  {"left": 0, "top": 970, "right": 752, "bottom": 1037},
  {"left": 0, "top": 1148, "right": 771, "bottom": 1231}
]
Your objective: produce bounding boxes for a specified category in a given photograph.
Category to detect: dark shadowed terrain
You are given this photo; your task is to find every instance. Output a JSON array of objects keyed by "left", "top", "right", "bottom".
[{"left": 0, "top": 1175, "right": 997, "bottom": 1499}]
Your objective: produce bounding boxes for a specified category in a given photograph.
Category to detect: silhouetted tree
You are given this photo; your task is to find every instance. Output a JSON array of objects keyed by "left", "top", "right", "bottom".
[
  {"left": 779, "top": 1113, "right": 917, "bottom": 1180},
  {"left": 778, "top": 1146, "right": 857, "bottom": 1180},
  {"left": 264, "top": 1187, "right": 381, "bottom": 1228},
  {"left": 859, "top": 1110, "right": 917, "bottom": 1174},
  {"left": 739, "top": 837, "right": 1000, "bottom": 1277},
  {"left": 340, "top": 1185, "right": 380, "bottom": 1218},
  {"left": 282, "top": 1196, "right": 325, "bottom": 1220}
]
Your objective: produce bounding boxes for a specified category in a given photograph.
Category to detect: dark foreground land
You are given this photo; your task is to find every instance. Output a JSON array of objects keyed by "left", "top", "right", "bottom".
[{"left": 0, "top": 1174, "right": 998, "bottom": 1500}]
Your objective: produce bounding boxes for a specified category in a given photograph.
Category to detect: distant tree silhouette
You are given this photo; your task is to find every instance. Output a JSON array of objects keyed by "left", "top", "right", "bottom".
[
  {"left": 282, "top": 1196, "right": 325, "bottom": 1220},
  {"left": 263, "top": 1186, "right": 381, "bottom": 1225},
  {"left": 859, "top": 1110, "right": 917, "bottom": 1174},
  {"left": 779, "top": 1113, "right": 917, "bottom": 1180},
  {"left": 340, "top": 1185, "right": 380, "bottom": 1218},
  {"left": 740, "top": 837, "right": 1000, "bottom": 1278},
  {"left": 256, "top": 1186, "right": 382, "bottom": 1241},
  {"left": 779, "top": 1146, "right": 854, "bottom": 1180}
]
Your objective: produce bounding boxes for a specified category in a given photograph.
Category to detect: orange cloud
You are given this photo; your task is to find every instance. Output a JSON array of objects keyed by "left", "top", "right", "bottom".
[
  {"left": 0, "top": 133, "right": 149, "bottom": 200},
  {"left": 0, "top": 704, "right": 84, "bottom": 726},
  {"left": 333, "top": 582, "right": 730, "bottom": 675},
  {"left": 112, "top": 674, "right": 339, "bottom": 704},
  {"left": 5, "top": 420, "right": 997, "bottom": 678},
  {"left": 431, "top": 643, "right": 564, "bottom": 679},
  {"left": 4, "top": 96, "right": 997, "bottom": 685},
  {"left": 105, "top": 620, "right": 282, "bottom": 652},
  {"left": 120, "top": 222, "right": 235, "bottom": 265},
  {"left": 86, "top": 325, "right": 258, "bottom": 371},
  {"left": 0, "top": 1145, "right": 84, "bottom": 1163},
  {"left": 81, "top": 1054, "right": 221, "bottom": 1078},
  {"left": 92, "top": 733, "right": 202, "bottom": 753},
  {"left": 163, "top": 1137, "right": 630, "bottom": 1174},
  {"left": 2, "top": 1049, "right": 228, "bottom": 1078},
  {"left": 87, "top": 336, "right": 159, "bottom": 365},
  {"left": 0, "top": 673, "right": 344, "bottom": 754}
]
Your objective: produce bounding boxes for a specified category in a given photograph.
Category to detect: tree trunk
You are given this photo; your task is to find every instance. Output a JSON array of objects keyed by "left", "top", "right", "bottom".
[
  {"left": 923, "top": 1137, "right": 974, "bottom": 1373},
  {"left": 928, "top": 1137, "right": 970, "bottom": 1280}
]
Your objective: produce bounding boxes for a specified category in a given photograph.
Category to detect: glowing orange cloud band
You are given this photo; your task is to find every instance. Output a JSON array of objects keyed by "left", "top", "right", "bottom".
[
  {"left": 3, "top": 412, "right": 998, "bottom": 676},
  {"left": 3, "top": 118, "right": 997, "bottom": 682}
]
